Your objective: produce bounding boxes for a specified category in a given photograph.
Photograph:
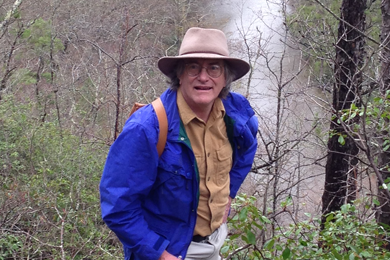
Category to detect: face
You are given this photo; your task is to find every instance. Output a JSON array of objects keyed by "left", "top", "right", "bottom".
[{"left": 178, "top": 59, "right": 226, "bottom": 112}]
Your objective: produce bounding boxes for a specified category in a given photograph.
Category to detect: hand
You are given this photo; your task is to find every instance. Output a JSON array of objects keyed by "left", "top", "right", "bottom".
[
  {"left": 158, "top": 250, "right": 180, "bottom": 260},
  {"left": 223, "top": 196, "right": 232, "bottom": 223}
]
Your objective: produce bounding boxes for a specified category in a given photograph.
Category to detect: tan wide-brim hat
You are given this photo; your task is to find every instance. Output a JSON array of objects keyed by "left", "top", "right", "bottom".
[{"left": 158, "top": 27, "right": 250, "bottom": 81}]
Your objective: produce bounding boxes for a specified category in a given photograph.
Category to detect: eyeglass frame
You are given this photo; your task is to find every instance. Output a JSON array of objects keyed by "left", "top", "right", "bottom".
[{"left": 184, "top": 62, "right": 224, "bottom": 78}]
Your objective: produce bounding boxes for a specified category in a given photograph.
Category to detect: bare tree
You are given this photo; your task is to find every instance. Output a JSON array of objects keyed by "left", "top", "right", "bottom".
[
  {"left": 0, "top": 0, "right": 213, "bottom": 258},
  {"left": 222, "top": 1, "right": 328, "bottom": 257}
]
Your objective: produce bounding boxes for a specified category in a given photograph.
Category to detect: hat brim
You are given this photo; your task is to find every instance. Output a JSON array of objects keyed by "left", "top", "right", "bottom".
[{"left": 158, "top": 54, "right": 250, "bottom": 81}]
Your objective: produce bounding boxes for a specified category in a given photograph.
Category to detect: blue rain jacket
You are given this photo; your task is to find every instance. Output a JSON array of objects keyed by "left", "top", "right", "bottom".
[{"left": 100, "top": 88, "right": 258, "bottom": 260}]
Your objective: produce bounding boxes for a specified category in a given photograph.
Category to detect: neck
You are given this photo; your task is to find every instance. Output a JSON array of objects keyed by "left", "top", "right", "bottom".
[{"left": 191, "top": 105, "right": 212, "bottom": 122}]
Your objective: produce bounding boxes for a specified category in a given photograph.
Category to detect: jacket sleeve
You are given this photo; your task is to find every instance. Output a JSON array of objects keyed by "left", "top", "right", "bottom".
[
  {"left": 99, "top": 108, "right": 169, "bottom": 260},
  {"left": 229, "top": 113, "right": 258, "bottom": 198}
]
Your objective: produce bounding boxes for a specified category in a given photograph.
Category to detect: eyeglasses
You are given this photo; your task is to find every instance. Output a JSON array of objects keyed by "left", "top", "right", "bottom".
[{"left": 185, "top": 63, "right": 223, "bottom": 78}]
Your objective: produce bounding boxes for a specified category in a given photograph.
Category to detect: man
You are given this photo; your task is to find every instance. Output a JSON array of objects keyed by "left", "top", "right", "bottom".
[{"left": 100, "top": 27, "right": 258, "bottom": 260}]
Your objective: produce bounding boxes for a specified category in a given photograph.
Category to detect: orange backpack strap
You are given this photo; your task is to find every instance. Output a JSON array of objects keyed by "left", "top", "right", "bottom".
[
  {"left": 128, "top": 98, "right": 167, "bottom": 157},
  {"left": 129, "top": 102, "right": 146, "bottom": 117},
  {"left": 151, "top": 98, "right": 168, "bottom": 157}
]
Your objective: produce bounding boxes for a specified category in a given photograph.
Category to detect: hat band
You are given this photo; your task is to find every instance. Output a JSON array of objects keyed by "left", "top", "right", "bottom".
[{"left": 179, "top": 52, "right": 228, "bottom": 58}]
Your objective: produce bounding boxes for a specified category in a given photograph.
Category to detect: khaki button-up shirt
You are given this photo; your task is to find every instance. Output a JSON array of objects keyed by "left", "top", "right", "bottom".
[{"left": 177, "top": 90, "right": 232, "bottom": 236}]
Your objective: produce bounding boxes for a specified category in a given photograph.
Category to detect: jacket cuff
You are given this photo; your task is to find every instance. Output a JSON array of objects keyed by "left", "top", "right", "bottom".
[{"left": 140, "top": 232, "right": 170, "bottom": 260}]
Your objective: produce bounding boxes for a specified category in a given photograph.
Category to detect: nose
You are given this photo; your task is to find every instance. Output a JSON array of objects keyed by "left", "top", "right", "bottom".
[{"left": 197, "top": 67, "right": 209, "bottom": 81}]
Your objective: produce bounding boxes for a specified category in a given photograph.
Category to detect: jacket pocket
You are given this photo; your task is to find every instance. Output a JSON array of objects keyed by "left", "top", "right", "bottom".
[
  {"left": 143, "top": 149, "right": 194, "bottom": 223},
  {"left": 149, "top": 153, "right": 193, "bottom": 212},
  {"left": 156, "top": 153, "right": 192, "bottom": 185}
]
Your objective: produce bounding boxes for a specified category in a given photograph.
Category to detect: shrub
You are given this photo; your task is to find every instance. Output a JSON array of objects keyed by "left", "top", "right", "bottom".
[
  {"left": 224, "top": 194, "right": 390, "bottom": 259},
  {"left": 0, "top": 96, "right": 122, "bottom": 259}
]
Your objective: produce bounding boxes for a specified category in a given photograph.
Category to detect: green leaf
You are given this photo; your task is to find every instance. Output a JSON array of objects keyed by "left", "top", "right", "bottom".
[
  {"left": 338, "top": 135, "right": 345, "bottom": 145},
  {"left": 282, "top": 247, "right": 291, "bottom": 259},
  {"left": 331, "top": 248, "right": 342, "bottom": 260},
  {"left": 253, "top": 222, "right": 264, "bottom": 230},
  {"left": 229, "top": 234, "right": 240, "bottom": 240},
  {"left": 221, "top": 245, "right": 229, "bottom": 254},
  {"left": 246, "top": 230, "right": 256, "bottom": 245},
  {"left": 350, "top": 112, "right": 356, "bottom": 119},
  {"left": 326, "top": 214, "right": 334, "bottom": 222},
  {"left": 349, "top": 245, "right": 359, "bottom": 253},
  {"left": 261, "top": 215, "right": 271, "bottom": 224},
  {"left": 263, "top": 239, "right": 275, "bottom": 250},
  {"left": 360, "top": 251, "right": 372, "bottom": 258},
  {"left": 239, "top": 208, "right": 248, "bottom": 222},
  {"left": 299, "top": 239, "right": 308, "bottom": 246},
  {"left": 242, "top": 235, "right": 249, "bottom": 244}
]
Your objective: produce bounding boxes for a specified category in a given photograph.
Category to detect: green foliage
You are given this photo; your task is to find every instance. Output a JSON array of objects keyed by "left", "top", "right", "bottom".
[
  {"left": 23, "top": 18, "right": 64, "bottom": 53},
  {"left": 339, "top": 90, "right": 390, "bottom": 151},
  {"left": 0, "top": 234, "right": 22, "bottom": 259},
  {"left": 0, "top": 96, "right": 121, "bottom": 259},
  {"left": 224, "top": 195, "right": 390, "bottom": 259},
  {"left": 222, "top": 194, "right": 270, "bottom": 259},
  {"left": 318, "top": 204, "right": 390, "bottom": 260},
  {"left": 10, "top": 68, "right": 37, "bottom": 85}
]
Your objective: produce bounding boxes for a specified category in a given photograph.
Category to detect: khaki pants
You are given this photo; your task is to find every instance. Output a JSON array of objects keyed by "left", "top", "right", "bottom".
[{"left": 185, "top": 223, "right": 228, "bottom": 260}]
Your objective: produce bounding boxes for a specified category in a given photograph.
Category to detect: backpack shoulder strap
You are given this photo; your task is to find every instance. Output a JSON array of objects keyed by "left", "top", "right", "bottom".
[
  {"left": 128, "top": 102, "right": 146, "bottom": 116},
  {"left": 151, "top": 98, "right": 168, "bottom": 157}
]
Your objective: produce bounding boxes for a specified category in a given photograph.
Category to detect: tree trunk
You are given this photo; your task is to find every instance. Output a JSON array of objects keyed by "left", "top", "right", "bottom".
[
  {"left": 377, "top": 0, "right": 390, "bottom": 249},
  {"left": 321, "top": 0, "right": 366, "bottom": 225}
]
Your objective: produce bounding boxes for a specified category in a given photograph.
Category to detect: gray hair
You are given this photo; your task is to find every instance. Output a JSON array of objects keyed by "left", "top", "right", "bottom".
[{"left": 167, "top": 60, "right": 236, "bottom": 99}]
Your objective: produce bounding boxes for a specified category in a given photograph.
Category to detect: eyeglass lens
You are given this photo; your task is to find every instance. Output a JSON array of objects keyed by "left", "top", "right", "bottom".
[{"left": 185, "top": 63, "right": 222, "bottom": 78}]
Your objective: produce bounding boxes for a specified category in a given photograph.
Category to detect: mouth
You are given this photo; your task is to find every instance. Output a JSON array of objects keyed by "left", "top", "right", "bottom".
[{"left": 194, "top": 86, "right": 212, "bottom": 91}]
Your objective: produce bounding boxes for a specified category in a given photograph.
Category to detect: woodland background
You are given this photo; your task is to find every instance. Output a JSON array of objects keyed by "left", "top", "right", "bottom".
[{"left": 1, "top": 0, "right": 390, "bottom": 259}]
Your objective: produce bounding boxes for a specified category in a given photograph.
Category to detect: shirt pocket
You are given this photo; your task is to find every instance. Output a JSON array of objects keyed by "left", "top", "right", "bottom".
[{"left": 214, "top": 142, "right": 233, "bottom": 186}]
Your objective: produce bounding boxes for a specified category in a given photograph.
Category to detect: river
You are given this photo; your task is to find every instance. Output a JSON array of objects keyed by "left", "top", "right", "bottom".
[{"left": 207, "top": 0, "right": 327, "bottom": 220}]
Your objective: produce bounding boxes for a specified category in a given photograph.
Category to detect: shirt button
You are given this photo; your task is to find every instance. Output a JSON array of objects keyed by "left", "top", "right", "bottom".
[{"left": 181, "top": 137, "right": 185, "bottom": 141}]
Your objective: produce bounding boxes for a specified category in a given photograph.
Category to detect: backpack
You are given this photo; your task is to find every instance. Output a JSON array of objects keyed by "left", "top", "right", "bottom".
[{"left": 129, "top": 98, "right": 168, "bottom": 157}]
